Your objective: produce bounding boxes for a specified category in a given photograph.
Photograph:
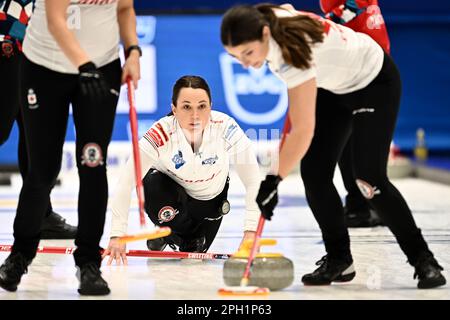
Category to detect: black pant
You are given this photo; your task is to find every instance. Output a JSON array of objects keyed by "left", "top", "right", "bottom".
[
  {"left": 143, "top": 171, "right": 229, "bottom": 252},
  {"left": 12, "top": 55, "right": 121, "bottom": 267},
  {"left": 338, "top": 135, "right": 368, "bottom": 211},
  {"left": 300, "top": 53, "right": 431, "bottom": 265},
  {"left": 0, "top": 51, "right": 56, "bottom": 218},
  {"left": 0, "top": 49, "right": 20, "bottom": 147}
]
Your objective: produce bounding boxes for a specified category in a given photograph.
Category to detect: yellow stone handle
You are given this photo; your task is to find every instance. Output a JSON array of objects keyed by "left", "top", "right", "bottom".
[
  {"left": 233, "top": 238, "right": 282, "bottom": 258},
  {"left": 242, "top": 238, "right": 277, "bottom": 249}
]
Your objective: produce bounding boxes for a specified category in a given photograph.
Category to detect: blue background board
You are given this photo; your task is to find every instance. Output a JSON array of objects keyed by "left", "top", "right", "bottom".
[
  {"left": 133, "top": 0, "right": 450, "bottom": 15},
  {"left": 389, "top": 20, "right": 450, "bottom": 151},
  {"left": 1, "top": 2, "right": 450, "bottom": 165}
]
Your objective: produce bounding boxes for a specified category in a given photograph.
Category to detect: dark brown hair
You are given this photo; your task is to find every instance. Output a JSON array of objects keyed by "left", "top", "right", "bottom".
[
  {"left": 171, "top": 75, "right": 212, "bottom": 106},
  {"left": 221, "top": 3, "right": 324, "bottom": 70}
]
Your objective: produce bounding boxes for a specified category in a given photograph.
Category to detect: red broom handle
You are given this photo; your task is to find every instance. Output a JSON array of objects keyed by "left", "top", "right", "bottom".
[
  {"left": 0, "top": 244, "right": 231, "bottom": 260},
  {"left": 240, "top": 215, "right": 265, "bottom": 284},
  {"left": 279, "top": 115, "right": 291, "bottom": 150},
  {"left": 127, "top": 78, "right": 146, "bottom": 227},
  {"left": 240, "top": 114, "right": 291, "bottom": 285}
]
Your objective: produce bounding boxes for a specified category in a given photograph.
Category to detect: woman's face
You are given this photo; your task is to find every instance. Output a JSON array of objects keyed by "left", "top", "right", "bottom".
[
  {"left": 172, "top": 87, "right": 211, "bottom": 134},
  {"left": 224, "top": 26, "right": 270, "bottom": 69}
]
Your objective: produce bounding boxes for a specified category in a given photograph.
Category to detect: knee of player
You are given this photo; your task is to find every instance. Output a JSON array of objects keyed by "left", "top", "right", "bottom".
[
  {"left": 77, "top": 143, "right": 105, "bottom": 168},
  {"left": 155, "top": 205, "right": 181, "bottom": 224},
  {"left": 148, "top": 205, "right": 194, "bottom": 233},
  {"left": 143, "top": 171, "right": 168, "bottom": 191},
  {"left": 355, "top": 178, "right": 385, "bottom": 199}
]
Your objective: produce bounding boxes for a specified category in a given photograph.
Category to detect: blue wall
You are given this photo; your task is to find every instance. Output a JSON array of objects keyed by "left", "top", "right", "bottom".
[
  {"left": 388, "top": 19, "right": 450, "bottom": 150},
  {"left": 133, "top": 0, "right": 450, "bottom": 15}
]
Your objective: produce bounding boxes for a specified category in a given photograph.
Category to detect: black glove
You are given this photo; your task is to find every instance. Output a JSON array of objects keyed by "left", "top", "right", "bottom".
[
  {"left": 256, "top": 174, "right": 282, "bottom": 221},
  {"left": 78, "top": 61, "right": 110, "bottom": 99}
]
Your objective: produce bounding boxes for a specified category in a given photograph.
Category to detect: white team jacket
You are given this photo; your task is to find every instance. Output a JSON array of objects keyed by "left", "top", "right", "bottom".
[
  {"left": 23, "top": 0, "right": 120, "bottom": 74},
  {"left": 266, "top": 8, "right": 384, "bottom": 94},
  {"left": 110, "top": 111, "right": 262, "bottom": 237}
]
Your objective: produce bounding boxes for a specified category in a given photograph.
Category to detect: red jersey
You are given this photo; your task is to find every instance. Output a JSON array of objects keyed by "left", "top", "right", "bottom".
[{"left": 320, "top": 0, "right": 391, "bottom": 54}]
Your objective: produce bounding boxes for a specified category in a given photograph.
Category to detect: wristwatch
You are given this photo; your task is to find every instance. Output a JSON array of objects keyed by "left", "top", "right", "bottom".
[{"left": 126, "top": 45, "right": 142, "bottom": 58}]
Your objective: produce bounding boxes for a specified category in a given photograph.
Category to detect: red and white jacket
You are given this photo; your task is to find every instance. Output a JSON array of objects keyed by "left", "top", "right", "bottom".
[
  {"left": 320, "top": 0, "right": 390, "bottom": 53},
  {"left": 23, "top": 0, "right": 120, "bottom": 73},
  {"left": 266, "top": 7, "right": 384, "bottom": 94},
  {"left": 110, "top": 111, "right": 262, "bottom": 236}
]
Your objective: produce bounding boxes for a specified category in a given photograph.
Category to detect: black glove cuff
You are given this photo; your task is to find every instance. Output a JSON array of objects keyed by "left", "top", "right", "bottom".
[
  {"left": 266, "top": 174, "right": 282, "bottom": 186},
  {"left": 78, "top": 61, "right": 97, "bottom": 73}
]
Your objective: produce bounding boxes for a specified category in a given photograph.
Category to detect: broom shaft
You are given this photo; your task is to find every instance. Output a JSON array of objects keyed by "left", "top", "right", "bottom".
[
  {"left": 0, "top": 244, "right": 230, "bottom": 260},
  {"left": 240, "top": 115, "right": 291, "bottom": 284},
  {"left": 127, "top": 79, "right": 146, "bottom": 227}
]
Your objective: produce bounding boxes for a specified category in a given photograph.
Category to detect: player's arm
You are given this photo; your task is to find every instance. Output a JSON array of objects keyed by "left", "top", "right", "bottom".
[
  {"left": 105, "top": 138, "right": 157, "bottom": 265},
  {"left": 109, "top": 138, "right": 158, "bottom": 239},
  {"left": 117, "top": 0, "right": 141, "bottom": 88},
  {"left": 118, "top": 0, "right": 139, "bottom": 50},
  {"left": 276, "top": 78, "right": 317, "bottom": 178},
  {"left": 226, "top": 119, "right": 262, "bottom": 249},
  {"left": 45, "top": 0, "right": 90, "bottom": 68},
  {"left": 232, "top": 143, "right": 262, "bottom": 249}
]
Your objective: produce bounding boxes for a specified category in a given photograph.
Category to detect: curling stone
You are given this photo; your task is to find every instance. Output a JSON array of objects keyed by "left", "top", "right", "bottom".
[{"left": 223, "top": 238, "right": 294, "bottom": 291}]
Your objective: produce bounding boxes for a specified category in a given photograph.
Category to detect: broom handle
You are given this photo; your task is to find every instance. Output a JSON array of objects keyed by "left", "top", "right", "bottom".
[
  {"left": 240, "top": 115, "right": 291, "bottom": 285},
  {"left": 279, "top": 114, "right": 291, "bottom": 150},
  {"left": 0, "top": 244, "right": 231, "bottom": 260},
  {"left": 240, "top": 216, "right": 265, "bottom": 285},
  {"left": 127, "top": 78, "right": 146, "bottom": 227}
]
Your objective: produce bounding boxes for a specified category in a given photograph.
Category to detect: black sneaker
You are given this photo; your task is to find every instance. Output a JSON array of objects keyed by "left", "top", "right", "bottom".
[
  {"left": 77, "top": 263, "right": 110, "bottom": 296},
  {"left": 41, "top": 211, "right": 77, "bottom": 239},
  {"left": 147, "top": 233, "right": 181, "bottom": 251},
  {"left": 344, "top": 206, "right": 383, "bottom": 228},
  {"left": 0, "top": 252, "right": 31, "bottom": 292},
  {"left": 414, "top": 253, "right": 446, "bottom": 289},
  {"left": 146, "top": 237, "right": 167, "bottom": 251},
  {"left": 302, "top": 255, "right": 356, "bottom": 285},
  {"left": 179, "top": 235, "right": 206, "bottom": 253}
]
